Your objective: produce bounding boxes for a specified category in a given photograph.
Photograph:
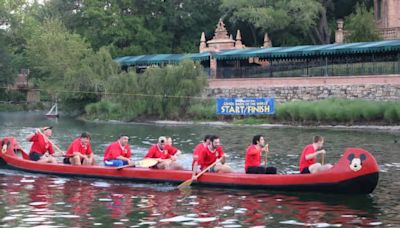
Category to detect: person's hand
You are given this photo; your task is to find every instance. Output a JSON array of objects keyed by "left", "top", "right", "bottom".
[
  {"left": 263, "top": 144, "right": 269, "bottom": 153},
  {"left": 192, "top": 174, "right": 197, "bottom": 181},
  {"left": 319, "top": 149, "right": 326, "bottom": 155},
  {"left": 171, "top": 155, "right": 177, "bottom": 161},
  {"left": 128, "top": 160, "right": 135, "bottom": 166},
  {"left": 35, "top": 128, "right": 41, "bottom": 134}
]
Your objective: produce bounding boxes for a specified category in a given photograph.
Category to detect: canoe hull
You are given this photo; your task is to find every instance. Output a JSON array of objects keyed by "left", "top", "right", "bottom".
[{"left": 0, "top": 137, "right": 379, "bottom": 194}]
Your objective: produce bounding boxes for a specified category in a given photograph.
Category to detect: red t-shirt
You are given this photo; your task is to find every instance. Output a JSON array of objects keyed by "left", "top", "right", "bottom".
[
  {"left": 299, "top": 144, "right": 316, "bottom": 172},
  {"left": 66, "top": 138, "right": 93, "bottom": 156},
  {"left": 29, "top": 133, "right": 55, "bottom": 155},
  {"left": 192, "top": 143, "right": 206, "bottom": 169},
  {"left": 103, "top": 141, "right": 131, "bottom": 161},
  {"left": 245, "top": 144, "right": 262, "bottom": 171},
  {"left": 145, "top": 144, "right": 177, "bottom": 159},
  {"left": 197, "top": 145, "right": 225, "bottom": 169}
]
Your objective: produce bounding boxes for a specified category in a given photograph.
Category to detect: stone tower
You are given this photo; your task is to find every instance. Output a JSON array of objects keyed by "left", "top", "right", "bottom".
[
  {"left": 374, "top": 0, "right": 400, "bottom": 28},
  {"left": 374, "top": 0, "right": 400, "bottom": 39}
]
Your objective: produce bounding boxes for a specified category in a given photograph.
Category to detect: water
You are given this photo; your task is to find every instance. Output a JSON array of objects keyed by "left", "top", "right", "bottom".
[{"left": 0, "top": 112, "right": 399, "bottom": 227}]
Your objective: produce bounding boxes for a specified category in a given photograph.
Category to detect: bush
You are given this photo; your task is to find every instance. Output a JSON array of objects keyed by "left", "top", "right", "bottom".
[
  {"left": 85, "top": 61, "right": 208, "bottom": 121},
  {"left": 275, "top": 98, "right": 400, "bottom": 125},
  {"left": 187, "top": 99, "right": 217, "bottom": 120}
]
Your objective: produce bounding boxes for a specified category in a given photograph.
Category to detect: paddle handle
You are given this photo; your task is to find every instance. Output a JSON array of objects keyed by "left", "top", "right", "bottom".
[
  {"left": 264, "top": 144, "right": 269, "bottom": 166},
  {"left": 117, "top": 163, "right": 135, "bottom": 170},
  {"left": 321, "top": 153, "right": 325, "bottom": 165},
  {"left": 194, "top": 158, "right": 221, "bottom": 179},
  {"left": 37, "top": 129, "right": 64, "bottom": 155}
]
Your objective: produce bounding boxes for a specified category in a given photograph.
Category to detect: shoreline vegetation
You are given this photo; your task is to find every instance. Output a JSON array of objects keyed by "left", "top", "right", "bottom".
[
  {"left": 79, "top": 98, "right": 400, "bottom": 131},
  {"left": 2, "top": 62, "right": 399, "bottom": 128}
]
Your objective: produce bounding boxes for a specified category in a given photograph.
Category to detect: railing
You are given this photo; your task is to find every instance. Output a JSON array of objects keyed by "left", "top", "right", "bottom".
[
  {"left": 379, "top": 27, "right": 400, "bottom": 40},
  {"left": 210, "top": 55, "right": 400, "bottom": 78}
]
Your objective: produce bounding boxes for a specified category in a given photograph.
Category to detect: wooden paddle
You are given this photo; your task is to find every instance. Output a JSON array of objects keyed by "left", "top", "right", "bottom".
[
  {"left": 321, "top": 152, "right": 325, "bottom": 165},
  {"left": 117, "top": 158, "right": 159, "bottom": 170},
  {"left": 178, "top": 158, "right": 221, "bottom": 189},
  {"left": 264, "top": 144, "right": 269, "bottom": 166}
]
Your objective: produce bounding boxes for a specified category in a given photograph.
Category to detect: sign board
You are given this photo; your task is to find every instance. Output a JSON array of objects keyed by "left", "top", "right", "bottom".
[{"left": 216, "top": 98, "right": 275, "bottom": 115}]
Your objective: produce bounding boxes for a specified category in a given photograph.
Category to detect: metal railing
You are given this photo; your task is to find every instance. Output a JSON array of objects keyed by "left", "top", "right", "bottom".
[{"left": 209, "top": 55, "right": 400, "bottom": 78}]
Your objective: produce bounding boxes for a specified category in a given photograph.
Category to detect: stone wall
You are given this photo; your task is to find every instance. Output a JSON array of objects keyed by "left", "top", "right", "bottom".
[{"left": 206, "top": 75, "right": 400, "bottom": 103}]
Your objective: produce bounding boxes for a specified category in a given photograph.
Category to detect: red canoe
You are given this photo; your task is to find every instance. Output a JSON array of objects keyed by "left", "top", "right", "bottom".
[{"left": 0, "top": 137, "right": 379, "bottom": 194}]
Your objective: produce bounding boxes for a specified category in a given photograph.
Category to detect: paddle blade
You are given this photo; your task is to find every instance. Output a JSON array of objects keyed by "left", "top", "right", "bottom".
[
  {"left": 137, "top": 158, "right": 158, "bottom": 168},
  {"left": 178, "top": 179, "right": 193, "bottom": 189}
]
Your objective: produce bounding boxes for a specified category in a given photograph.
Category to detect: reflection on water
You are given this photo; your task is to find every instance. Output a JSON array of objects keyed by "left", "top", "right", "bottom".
[
  {"left": 0, "top": 174, "right": 383, "bottom": 227},
  {"left": 1, "top": 112, "right": 400, "bottom": 226}
]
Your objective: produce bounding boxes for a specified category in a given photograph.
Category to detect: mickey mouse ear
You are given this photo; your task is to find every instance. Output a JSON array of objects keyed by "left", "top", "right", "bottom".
[
  {"left": 347, "top": 153, "right": 355, "bottom": 161},
  {"left": 360, "top": 154, "right": 367, "bottom": 161}
]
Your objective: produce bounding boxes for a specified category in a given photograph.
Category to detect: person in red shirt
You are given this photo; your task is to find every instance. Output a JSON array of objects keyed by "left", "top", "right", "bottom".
[
  {"left": 245, "top": 135, "right": 277, "bottom": 174},
  {"left": 192, "top": 135, "right": 212, "bottom": 171},
  {"left": 194, "top": 135, "right": 233, "bottom": 178},
  {"left": 103, "top": 135, "right": 133, "bottom": 167},
  {"left": 145, "top": 136, "right": 183, "bottom": 170},
  {"left": 26, "top": 126, "right": 57, "bottom": 163},
  {"left": 299, "top": 136, "right": 333, "bottom": 174},
  {"left": 165, "top": 136, "right": 182, "bottom": 159},
  {"left": 63, "top": 132, "right": 95, "bottom": 165}
]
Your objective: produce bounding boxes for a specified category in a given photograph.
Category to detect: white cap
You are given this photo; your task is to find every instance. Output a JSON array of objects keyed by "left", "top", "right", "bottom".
[{"left": 158, "top": 136, "right": 167, "bottom": 143}]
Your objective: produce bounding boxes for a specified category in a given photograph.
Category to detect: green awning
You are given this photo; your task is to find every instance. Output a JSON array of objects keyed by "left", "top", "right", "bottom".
[
  {"left": 115, "top": 40, "right": 400, "bottom": 65},
  {"left": 114, "top": 52, "right": 210, "bottom": 66},
  {"left": 214, "top": 39, "right": 400, "bottom": 60}
]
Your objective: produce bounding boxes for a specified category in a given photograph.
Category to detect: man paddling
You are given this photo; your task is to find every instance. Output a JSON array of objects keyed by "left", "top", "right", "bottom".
[
  {"left": 64, "top": 132, "right": 95, "bottom": 166},
  {"left": 192, "top": 135, "right": 212, "bottom": 172},
  {"left": 299, "top": 136, "right": 333, "bottom": 174},
  {"left": 195, "top": 135, "right": 233, "bottom": 178},
  {"left": 145, "top": 136, "right": 183, "bottom": 170},
  {"left": 103, "top": 135, "right": 134, "bottom": 167},
  {"left": 245, "top": 135, "right": 277, "bottom": 174},
  {"left": 26, "top": 126, "right": 57, "bottom": 163}
]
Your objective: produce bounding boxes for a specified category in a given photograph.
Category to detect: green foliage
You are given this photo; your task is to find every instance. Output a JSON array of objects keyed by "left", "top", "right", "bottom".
[
  {"left": 221, "top": 0, "right": 323, "bottom": 45},
  {"left": 345, "top": 2, "right": 381, "bottom": 42},
  {"left": 85, "top": 61, "right": 208, "bottom": 120},
  {"left": 138, "top": 61, "right": 208, "bottom": 119},
  {"left": 0, "top": 34, "right": 15, "bottom": 86},
  {"left": 26, "top": 18, "right": 119, "bottom": 111},
  {"left": 275, "top": 98, "right": 400, "bottom": 124},
  {"left": 187, "top": 99, "right": 217, "bottom": 120},
  {"left": 84, "top": 100, "right": 125, "bottom": 120},
  {"left": 39, "top": 0, "right": 221, "bottom": 55}
]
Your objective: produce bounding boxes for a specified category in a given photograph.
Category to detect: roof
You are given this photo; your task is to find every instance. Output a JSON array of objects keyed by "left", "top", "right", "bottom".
[
  {"left": 215, "top": 39, "right": 400, "bottom": 60},
  {"left": 114, "top": 40, "right": 400, "bottom": 66},
  {"left": 114, "top": 52, "right": 210, "bottom": 66}
]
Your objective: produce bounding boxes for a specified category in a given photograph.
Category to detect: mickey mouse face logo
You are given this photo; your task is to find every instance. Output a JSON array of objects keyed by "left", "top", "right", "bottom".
[{"left": 347, "top": 153, "right": 366, "bottom": 172}]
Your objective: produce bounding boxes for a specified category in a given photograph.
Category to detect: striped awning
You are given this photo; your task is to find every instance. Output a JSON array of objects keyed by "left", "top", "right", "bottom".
[
  {"left": 214, "top": 40, "right": 400, "bottom": 60},
  {"left": 114, "top": 52, "right": 210, "bottom": 66}
]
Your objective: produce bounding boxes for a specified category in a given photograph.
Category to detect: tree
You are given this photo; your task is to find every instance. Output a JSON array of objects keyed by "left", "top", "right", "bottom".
[
  {"left": 345, "top": 3, "right": 380, "bottom": 42},
  {"left": 26, "top": 18, "right": 119, "bottom": 110},
  {"left": 138, "top": 61, "right": 208, "bottom": 119},
  {"left": 220, "top": 0, "right": 323, "bottom": 46},
  {"left": 39, "top": 0, "right": 222, "bottom": 56},
  {"left": 0, "top": 33, "right": 15, "bottom": 86}
]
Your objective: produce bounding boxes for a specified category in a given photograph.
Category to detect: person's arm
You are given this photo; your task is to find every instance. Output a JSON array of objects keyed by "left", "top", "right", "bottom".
[
  {"left": 192, "top": 161, "right": 198, "bottom": 180},
  {"left": 171, "top": 150, "right": 182, "bottom": 161},
  {"left": 26, "top": 132, "right": 37, "bottom": 141},
  {"left": 217, "top": 146, "right": 225, "bottom": 164},
  {"left": 305, "top": 149, "right": 326, "bottom": 160}
]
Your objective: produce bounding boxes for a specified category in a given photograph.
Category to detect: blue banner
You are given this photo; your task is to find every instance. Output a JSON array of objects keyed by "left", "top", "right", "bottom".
[{"left": 216, "top": 98, "right": 275, "bottom": 115}]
